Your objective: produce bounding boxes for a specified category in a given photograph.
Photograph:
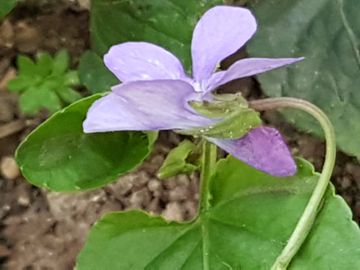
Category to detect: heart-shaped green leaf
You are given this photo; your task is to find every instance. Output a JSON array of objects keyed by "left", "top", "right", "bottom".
[
  {"left": 77, "top": 157, "right": 360, "bottom": 269},
  {"left": 247, "top": 0, "right": 360, "bottom": 159},
  {"left": 16, "top": 94, "right": 154, "bottom": 192}
]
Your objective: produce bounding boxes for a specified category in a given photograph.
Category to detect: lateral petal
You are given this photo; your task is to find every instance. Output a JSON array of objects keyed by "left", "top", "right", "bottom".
[
  {"left": 206, "top": 57, "right": 304, "bottom": 91},
  {"left": 83, "top": 80, "right": 213, "bottom": 133},
  {"left": 104, "top": 42, "right": 187, "bottom": 82}
]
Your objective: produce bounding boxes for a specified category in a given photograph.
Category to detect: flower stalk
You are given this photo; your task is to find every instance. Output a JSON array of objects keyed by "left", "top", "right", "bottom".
[
  {"left": 199, "top": 141, "right": 217, "bottom": 270},
  {"left": 199, "top": 141, "right": 217, "bottom": 214},
  {"left": 249, "top": 97, "right": 336, "bottom": 270}
]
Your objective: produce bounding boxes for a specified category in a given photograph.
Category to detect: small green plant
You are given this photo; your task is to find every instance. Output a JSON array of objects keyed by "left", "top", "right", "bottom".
[{"left": 8, "top": 50, "right": 82, "bottom": 115}]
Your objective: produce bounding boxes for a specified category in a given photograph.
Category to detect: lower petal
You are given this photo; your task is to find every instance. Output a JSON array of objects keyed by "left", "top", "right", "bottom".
[
  {"left": 208, "top": 126, "right": 297, "bottom": 177},
  {"left": 83, "top": 80, "right": 213, "bottom": 133}
]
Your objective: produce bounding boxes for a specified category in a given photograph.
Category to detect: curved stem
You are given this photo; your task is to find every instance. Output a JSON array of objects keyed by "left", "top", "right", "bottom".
[
  {"left": 249, "top": 97, "right": 336, "bottom": 270},
  {"left": 199, "top": 141, "right": 217, "bottom": 270}
]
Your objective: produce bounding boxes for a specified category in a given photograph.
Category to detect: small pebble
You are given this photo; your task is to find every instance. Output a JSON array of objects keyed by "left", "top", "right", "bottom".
[
  {"left": 0, "top": 94, "right": 16, "bottom": 122},
  {"left": 1, "top": 156, "right": 20, "bottom": 180},
  {"left": 17, "top": 196, "right": 30, "bottom": 207},
  {"left": 78, "top": 0, "right": 91, "bottom": 9},
  {"left": 0, "top": 204, "right": 11, "bottom": 220},
  {"left": 0, "top": 68, "right": 16, "bottom": 92},
  {"left": 147, "top": 198, "right": 161, "bottom": 214},
  {"left": 163, "top": 179, "right": 178, "bottom": 190},
  {"left": 147, "top": 179, "right": 162, "bottom": 197},
  {"left": 168, "top": 186, "right": 190, "bottom": 201},
  {"left": 14, "top": 22, "right": 42, "bottom": 53},
  {"left": 162, "top": 202, "right": 184, "bottom": 222},
  {"left": 132, "top": 171, "right": 149, "bottom": 188},
  {"left": 341, "top": 176, "right": 352, "bottom": 189},
  {"left": 129, "top": 188, "right": 151, "bottom": 209},
  {"left": 176, "top": 175, "right": 190, "bottom": 186},
  {"left": 183, "top": 200, "right": 198, "bottom": 219},
  {"left": 0, "top": 19, "right": 14, "bottom": 48},
  {"left": 345, "top": 163, "right": 360, "bottom": 180},
  {"left": 109, "top": 175, "right": 135, "bottom": 199}
]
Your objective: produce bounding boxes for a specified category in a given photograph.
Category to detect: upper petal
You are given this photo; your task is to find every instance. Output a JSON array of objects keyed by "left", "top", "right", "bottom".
[
  {"left": 208, "top": 127, "right": 297, "bottom": 177},
  {"left": 206, "top": 57, "right": 304, "bottom": 91},
  {"left": 104, "top": 42, "right": 187, "bottom": 82},
  {"left": 191, "top": 6, "right": 257, "bottom": 81},
  {"left": 83, "top": 80, "right": 213, "bottom": 133}
]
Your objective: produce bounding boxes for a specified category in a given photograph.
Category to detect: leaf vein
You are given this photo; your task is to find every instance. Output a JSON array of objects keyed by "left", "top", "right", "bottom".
[{"left": 337, "top": 0, "right": 360, "bottom": 70}]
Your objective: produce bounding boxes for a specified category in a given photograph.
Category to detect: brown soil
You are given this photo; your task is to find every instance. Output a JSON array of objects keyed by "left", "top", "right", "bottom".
[{"left": 0, "top": 2, "right": 359, "bottom": 270}]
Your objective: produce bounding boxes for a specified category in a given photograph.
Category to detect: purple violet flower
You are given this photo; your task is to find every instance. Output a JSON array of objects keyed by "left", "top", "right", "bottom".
[{"left": 83, "top": 6, "right": 302, "bottom": 177}]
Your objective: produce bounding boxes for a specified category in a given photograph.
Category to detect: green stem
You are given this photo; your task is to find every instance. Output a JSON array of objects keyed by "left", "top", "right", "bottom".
[
  {"left": 199, "top": 141, "right": 218, "bottom": 213},
  {"left": 249, "top": 97, "right": 336, "bottom": 270},
  {"left": 199, "top": 141, "right": 217, "bottom": 270}
]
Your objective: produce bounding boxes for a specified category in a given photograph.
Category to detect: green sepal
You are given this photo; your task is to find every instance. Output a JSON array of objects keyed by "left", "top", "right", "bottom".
[
  {"left": 157, "top": 140, "right": 200, "bottom": 179},
  {"left": 189, "top": 94, "right": 248, "bottom": 118},
  {"left": 181, "top": 94, "right": 262, "bottom": 139}
]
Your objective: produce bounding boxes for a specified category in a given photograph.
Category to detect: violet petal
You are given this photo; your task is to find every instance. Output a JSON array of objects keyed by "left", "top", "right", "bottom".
[
  {"left": 104, "top": 42, "right": 187, "bottom": 82},
  {"left": 83, "top": 80, "right": 213, "bottom": 133},
  {"left": 191, "top": 6, "right": 257, "bottom": 82},
  {"left": 208, "top": 127, "right": 297, "bottom": 177},
  {"left": 206, "top": 57, "right": 304, "bottom": 91}
]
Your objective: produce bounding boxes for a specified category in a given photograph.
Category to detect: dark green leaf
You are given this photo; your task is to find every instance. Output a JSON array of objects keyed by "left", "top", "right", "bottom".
[
  {"left": 77, "top": 157, "right": 360, "bottom": 269},
  {"left": 78, "top": 51, "right": 118, "bottom": 93},
  {"left": 247, "top": 0, "right": 360, "bottom": 158},
  {"left": 52, "top": 49, "right": 70, "bottom": 75},
  {"left": 91, "top": 0, "right": 223, "bottom": 71},
  {"left": 157, "top": 140, "right": 199, "bottom": 179},
  {"left": 0, "top": 0, "right": 17, "bottom": 19},
  {"left": 16, "top": 94, "right": 154, "bottom": 192}
]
